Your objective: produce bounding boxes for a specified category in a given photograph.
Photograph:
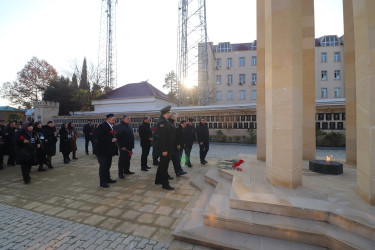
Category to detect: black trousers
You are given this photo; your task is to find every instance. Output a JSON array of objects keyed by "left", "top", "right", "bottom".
[
  {"left": 155, "top": 154, "right": 170, "bottom": 186},
  {"left": 152, "top": 144, "right": 159, "bottom": 164},
  {"left": 21, "top": 164, "right": 32, "bottom": 182},
  {"left": 184, "top": 144, "right": 193, "bottom": 165},
  {"left": 7, "top": 147, "right": 16, "bottom": 165},
  {"left": 118, "top": 150, "right": 131, "bottom": 176},
  {"left": 98, "top": 155, "right": 113, "bottom": 185},
  {"left": 171, "top": 147, "right": 183, "bottom": 174},
  {"left": 199, "top": 142, "right": 209, "bottom": 162},
  {"left": 0, "top": 147, "right": 4, "bottom": 166},
  {"left": 141, "top": 146, "right": 151, "bottom": 168},
  {"left": 85, "top": 137, "right": 92, "bottom": 154}
]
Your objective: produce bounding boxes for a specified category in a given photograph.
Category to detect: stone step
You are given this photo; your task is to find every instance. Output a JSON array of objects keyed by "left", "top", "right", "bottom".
[
  {"left": 174, "top": 167, "right": 324, "bottom": 250},
  {"left": 229, "top": 172, "right": 375, "bottom": 241},
  {"left": 204, "top": 187, "right": 375, "bottom": 250}
]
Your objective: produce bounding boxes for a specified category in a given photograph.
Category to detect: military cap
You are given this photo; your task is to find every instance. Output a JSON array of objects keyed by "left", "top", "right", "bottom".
[
  {"left": 160, "top": 105, "right": 171, "bottom": 115},
  {"left": 106, "top": 113, "right": 115, "bottom": 118}
]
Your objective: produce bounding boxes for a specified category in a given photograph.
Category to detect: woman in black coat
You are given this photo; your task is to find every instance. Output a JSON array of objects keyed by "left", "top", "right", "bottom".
[
  {"left": 15, "top": 122, "right": 41, "bottom": 184},
  {"left": 4, "top": 121, "right": 16, "bottom": 166},
  {"left": 58, "top": 123, "right": 72, "bottom": 164},
  {"left": 34, "top": 122, "right": 48, "bottom": 172},
  {"left": 43, "top": 121, "right": 58, "bottom": 168}
]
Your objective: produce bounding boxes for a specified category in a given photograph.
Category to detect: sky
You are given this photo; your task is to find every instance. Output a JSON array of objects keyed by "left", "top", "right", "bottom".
[{"left": 0, "top": 0, "right": 343, "bottom": 107}]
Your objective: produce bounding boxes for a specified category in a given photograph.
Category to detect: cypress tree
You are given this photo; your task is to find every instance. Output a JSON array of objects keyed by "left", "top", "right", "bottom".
[{"left": 79, "top": 57, "right": 90, "bottom": 90}]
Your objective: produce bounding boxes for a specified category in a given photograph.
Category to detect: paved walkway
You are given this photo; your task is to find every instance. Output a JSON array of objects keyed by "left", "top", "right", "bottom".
[{"left": 0, "top": 139, "right": 345, "bottom": 249}]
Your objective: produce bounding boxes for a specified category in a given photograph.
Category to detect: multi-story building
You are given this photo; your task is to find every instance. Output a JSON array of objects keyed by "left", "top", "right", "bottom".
[{"left": 200, "top": 35, "right": 345, "bottom": 105}]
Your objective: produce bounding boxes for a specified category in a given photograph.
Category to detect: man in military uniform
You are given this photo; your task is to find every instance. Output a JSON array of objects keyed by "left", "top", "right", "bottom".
[{"left": 155, "top": 106, "right": 175, "bottom": 190}]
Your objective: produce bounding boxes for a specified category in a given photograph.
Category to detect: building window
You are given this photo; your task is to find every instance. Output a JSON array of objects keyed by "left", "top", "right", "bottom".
[
  {"left": 321, "top": 36, "right": 339, "bottom": 46},
  {"left": 216, "top": 59, "right": 221, "bottom": 68},
  {"left": 321, "top": 88, "right": 327, "bottom": 98},
  {"left": 217, "top": 42, "right": 231, "bottom": 52},
  {"left": 217, "top": 91, "right": 222, "bottom": 100},
  {"left": 251, "top": 90, "right": 257, "bottom": 100},
  {"left": 239, "top": 90, "right": 245, "bottom": 100},
  {"left": 334, "top": 87, "right": 340, "bottom": 98},
  {"left": 334, "top": 70, "right": 341, "bottom": 80},
  {"left": 334, "top": 52, "right": 341, "bottom": 62},
  {"left": 227, "top": 58, "right": 232, "bottom": 68},
  {"left": 321, "top": 52, "right": 327, "bottom": 63},
  {"left": 216, "top": 75, "right": 221, "bottom": 84},
  {"left": 227, "top": 90, "right": 233, "bottom": 100},
  {"left": 227, "top": 75, "right": 233, "bottom": 85},
  {"left": 252, "top": 73, "right": 257, "bottom": 84},
  {"left": 239, "top": 74, "right": 245, "bottom": 84},
  {"left": 239, "top": 57, "right": 245, "bottom": 66},
  {"left": 321, "top": 71, "right": 327, "bottom": 80},
  {"left": 252, "top": 56, "right": 257, "bottom": 66}
]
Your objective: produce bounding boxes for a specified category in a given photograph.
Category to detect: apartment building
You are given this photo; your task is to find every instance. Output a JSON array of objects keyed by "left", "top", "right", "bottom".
[{"left": 200, "top": 35, "right": 345, "bottom": 105}]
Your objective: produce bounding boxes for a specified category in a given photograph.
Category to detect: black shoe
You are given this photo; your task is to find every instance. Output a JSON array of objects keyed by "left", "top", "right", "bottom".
[
  {"left": 125, "top": 171, "right": 135, "bottom": 175},
  {"left": 119, "top": 175, "right": 125, "bottom": 179},
  {"left": 187, "top": 163, "right": 193, "bottom": 168},
  {"left": 38, "top": 167, "right": 47, "bottom": 172},
  {"left": 141, "top": 168, "right": 148, "bottom": 172},
  {"left": 201, "top": 161, "right": 206, "bottom": 165},
  {"left": 86, "top": 153, "right": 89, "bottom": 155},
  {"left": 204, "top": 160, "right": 208, "bottom": 164},
  {"left": 100, "top": 183, "right": 109, "bottom": 188},
  {"left": 177, "top": 171, "right": 187, "bottom": 177},
  {"left": 0, "top": 165, "right": 4, "bottom": 170},
  {"left": 64, "top": 159, "right": 69, "bottom": 164},
  {"left": 146, "top": 166, "right": 151, "bottom": 169},
  {"left": 24, "top": 179, "right": 31, "bottom": 184},
  {"left": 168, "top": 176, "right": 174, "bottom": 180},
  {"left": 73, "top": 157, "right": 78, "bottom": 160},
  {"left": 155, "top": 181, "right": 161, "bottom": 185},
  {"left": 162, "top": 185, "right": 174, "bottom": 190},
  {"left": 107, "top": 179, "right": 117, "bottom": 183}
]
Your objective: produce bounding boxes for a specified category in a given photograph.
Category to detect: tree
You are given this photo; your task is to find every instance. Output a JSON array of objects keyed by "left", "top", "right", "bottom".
[
  {"left": 44, "top": 76, "right": 75, "bottom": 115},
  {"left": 79, "top": 57, "right": 90, "bottom": 90},
  {"left": 71, "top": 73, "right": 79, "bottom": 91},
  {"left": 163, "top": 71, "right": 179, "bottom": 99},
  {"left": 1, "top": 57, "right": 58, "bottom": 108}
]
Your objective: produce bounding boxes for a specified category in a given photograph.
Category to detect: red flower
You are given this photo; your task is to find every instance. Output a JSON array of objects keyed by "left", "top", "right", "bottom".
[
  {"left": 239, "top": 159, "right": 244, "bottom": 164},
  {"left": 109, "top": 130, "right": 117, "bottom": 138},
  {"left": 152, "top": 127, "right": 157, "bottom": 131},
  {"left": 19, "top": 136, "right": 25, "bottom": 140},
  {"left": 129, "top": 151, "right": 133, "bottom": 156}
]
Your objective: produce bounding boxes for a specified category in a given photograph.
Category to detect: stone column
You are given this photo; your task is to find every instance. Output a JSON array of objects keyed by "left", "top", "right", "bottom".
[
  {"left": 343, "top": 0, "right": 357, "bottom": 165},
  {"left": 302, "top": 0, "right": 316, "bottom": 160},
  {"left": 352, "top": 0, "right": 375, "bottom": 205},
  {"left": 265, "top": 0, "right": 303, "bottom": 188},
  {"left": 256, "top": 0, "right": 266, "bottom": 161}
]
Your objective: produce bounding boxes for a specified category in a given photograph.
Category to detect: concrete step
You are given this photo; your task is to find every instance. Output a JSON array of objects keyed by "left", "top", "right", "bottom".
[
  {"left": 229, "top": 172, "right": 375, "bottom": 241},
  {"left": 174, "top": 167, "right": 324, "bottom": 250}
]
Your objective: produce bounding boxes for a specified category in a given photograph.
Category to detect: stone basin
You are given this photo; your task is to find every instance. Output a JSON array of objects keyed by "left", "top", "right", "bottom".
[{"left": 309, "top": 160, "right": 343, "bottom": 175}]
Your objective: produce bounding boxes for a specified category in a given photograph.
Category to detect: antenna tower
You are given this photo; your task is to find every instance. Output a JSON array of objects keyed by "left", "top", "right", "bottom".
[
  {"left": 98, "top": 0, "right": 118, "bottom": 90},
  {"left": 177, "top": 0, "right": 209, "bottom": 105}
]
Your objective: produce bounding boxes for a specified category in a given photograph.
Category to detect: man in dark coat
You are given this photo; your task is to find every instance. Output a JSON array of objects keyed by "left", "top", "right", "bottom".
[
  {"left": 174, "top": 120, "right": 187, "bottom": 174},
  {"left": 196, "top": 117, "right": 209, "bottom": 165},
  {"left": 155, "top": 106, "right": 175, "bottom": 190},
  {"left": 184, "top": 118, "right": 196, "bottom": 167},
  {"left": 0, "top": 120, "right": 6, "bottom": 170},
  {"left": 151, "top": 119, "right": 159, "bottom": 166},
  {"left": 4, "top": 121, "right": 16, "bottom": 166},
  {"left": 169, "top": 113, "right": 187, "bottom": 177},
  {"left": 139, "top": 116, "right": 153, "bottom": 171},
  {"left": 97, "top": 114, "right": 118, "bottom": 188},
  {"left": 83, "top": 119, "right": 94, "bottom": 155},
  {"left": 43, "top": 121, "right": 58, "bottom": 168},
  {"left": 114, "top": 115, "right": 135, "bottom": 178}
]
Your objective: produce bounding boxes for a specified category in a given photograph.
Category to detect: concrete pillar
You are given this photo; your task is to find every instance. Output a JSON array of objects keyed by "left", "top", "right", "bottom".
[
  {"left": 265, "top": 0, "right": 303, "bottom": 188},
  {"left": 352, "top": 0, "right": 375, "bottom": 205},
  {"left": 302, "top": 0, "right": 316, "bottom": 160},
  {"left": 343, "top": 0, "right": 357, "bottom": 165},
  {"left": 256, "top": 0, "right": 266, "bottom": 161}
]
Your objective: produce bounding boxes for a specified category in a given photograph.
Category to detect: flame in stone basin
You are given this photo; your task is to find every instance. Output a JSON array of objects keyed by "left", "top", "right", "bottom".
[{"left": 326, "top": 155, "right": 333, "bottom": 163}]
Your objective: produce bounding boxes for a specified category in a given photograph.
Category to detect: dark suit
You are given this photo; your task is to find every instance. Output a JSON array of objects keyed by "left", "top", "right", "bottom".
[
  {"left": 114, "top": 122, "right": 134, "bottom": 176},
  {"left": 139, "top": 122, "right": 152, "bottom": 168},
  {"left": 83, "top": 123, "right": 94, "bottom": 154},
  {"left": 97, "top": 121, "right": 117, "bottom": 186},
  {"left": 196, "top": 122, "right": 209, "bottom": 163},
  {"left": 155, "top": 115, "right": 174, "bottom": 186},
  {"left": 184, "top": 123, "right": 196, "bottom": 166}
]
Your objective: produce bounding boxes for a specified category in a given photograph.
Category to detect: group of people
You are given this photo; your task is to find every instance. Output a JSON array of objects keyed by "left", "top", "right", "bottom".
[
  {"left": 0, "top": 119, "right": 83, "bottom": 184},
  {"left": 96, "top": 105, "right": 210, "bottom": 191}
]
